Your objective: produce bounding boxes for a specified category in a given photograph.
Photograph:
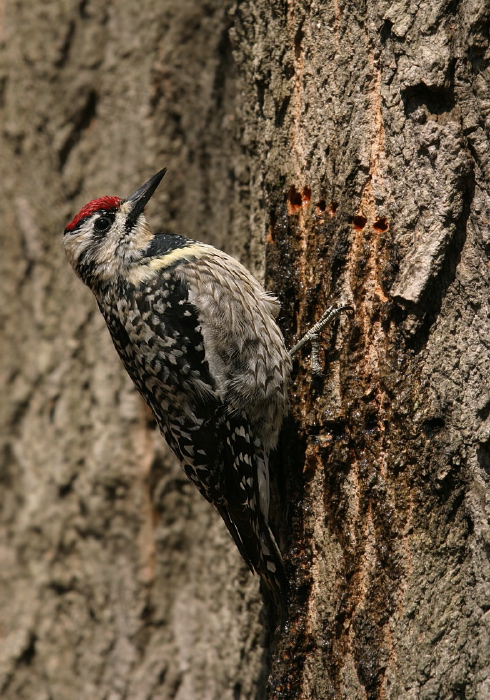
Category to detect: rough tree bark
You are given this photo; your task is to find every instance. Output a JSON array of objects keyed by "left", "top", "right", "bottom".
[{"left": 0, "top": 1, "right": 488, "bottom": 699}]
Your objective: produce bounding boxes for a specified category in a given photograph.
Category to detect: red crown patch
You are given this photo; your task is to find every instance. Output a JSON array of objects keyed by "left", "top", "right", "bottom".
[{"left": 65, "top": 196, "right": 122, "bottom": 232}]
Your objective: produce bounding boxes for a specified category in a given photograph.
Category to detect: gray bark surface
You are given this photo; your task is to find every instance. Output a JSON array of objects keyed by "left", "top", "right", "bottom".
[{"left": 0, "top": 1, "right": 489, "bottom": 699}]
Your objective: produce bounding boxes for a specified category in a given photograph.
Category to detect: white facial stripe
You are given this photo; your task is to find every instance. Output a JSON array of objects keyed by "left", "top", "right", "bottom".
[{"left": 126, "top": 243, "right": 208, "bottom": 285}]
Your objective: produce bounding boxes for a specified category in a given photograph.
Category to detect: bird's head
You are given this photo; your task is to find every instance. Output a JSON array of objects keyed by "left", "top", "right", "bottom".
[{"left": 63, "top": 168, "right": 166, "bottom": 288}]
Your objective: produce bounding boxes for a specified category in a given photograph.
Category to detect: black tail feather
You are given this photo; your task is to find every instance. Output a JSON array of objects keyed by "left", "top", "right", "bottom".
[{"left": 217, "top": 503, "right": 288, "bottom": 626}]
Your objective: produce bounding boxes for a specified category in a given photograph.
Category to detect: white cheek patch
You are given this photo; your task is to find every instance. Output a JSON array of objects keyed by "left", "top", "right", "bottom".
[
  {"left": 65, "top": 209, "right": 154, "bottom": 284},
  {"left": 64, "top": 227, "right": 96, "bottom": 268}
]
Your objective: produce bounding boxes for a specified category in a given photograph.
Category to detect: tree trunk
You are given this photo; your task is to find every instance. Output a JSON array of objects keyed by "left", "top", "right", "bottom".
[{"left": 1, "top": 1, "right": 488, "bottom": 699}]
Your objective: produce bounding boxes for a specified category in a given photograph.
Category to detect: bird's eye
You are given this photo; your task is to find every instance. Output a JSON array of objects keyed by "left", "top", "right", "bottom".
[{"left": 93, "top": 215, "right": 113, "bottom": 233}]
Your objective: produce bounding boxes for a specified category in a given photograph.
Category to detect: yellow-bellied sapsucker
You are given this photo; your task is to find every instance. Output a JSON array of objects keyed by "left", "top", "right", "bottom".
[{"left": 64, "top": 169, "right": 292, "bottom": 612}]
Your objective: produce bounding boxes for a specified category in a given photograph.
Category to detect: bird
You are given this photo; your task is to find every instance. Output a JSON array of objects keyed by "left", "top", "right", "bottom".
[
  {"left": 63, "top": 168, "right": 352, "bottom": 621},
  {"left": 64, "top": 168, "right": 292, "bottom": 616}
]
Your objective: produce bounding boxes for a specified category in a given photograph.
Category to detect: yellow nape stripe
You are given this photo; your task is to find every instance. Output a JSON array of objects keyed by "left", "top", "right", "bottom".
[
  {"left": 127, "top": 243, "right": 207, "bottom": 285},
  {"left": 148, "top": 243, "right": 206, "bottom": 271}
]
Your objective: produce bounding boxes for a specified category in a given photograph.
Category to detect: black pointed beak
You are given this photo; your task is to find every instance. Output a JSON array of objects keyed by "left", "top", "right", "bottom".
[{"left": 126, "top": 168, "right": 167, "bottom": 227}]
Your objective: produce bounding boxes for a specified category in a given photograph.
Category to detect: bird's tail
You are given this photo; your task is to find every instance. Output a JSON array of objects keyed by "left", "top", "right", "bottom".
[
  {"left": 217, "top": 502, "right": 288, "bottom": 626},
  {"left": 214, "top": 412, "right": 289, "bottom": 625},
  {"left": 257, "top": 521, "right": 289, "bottom": 627}
]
